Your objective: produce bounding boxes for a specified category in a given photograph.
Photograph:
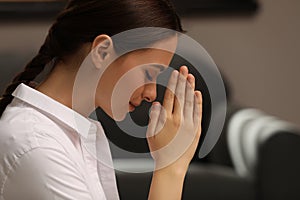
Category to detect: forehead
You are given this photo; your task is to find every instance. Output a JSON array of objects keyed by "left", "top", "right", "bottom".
[
  {"left": 150, "top": 35, "right": 178, "bottom": 51},
  {"left": 137, "top": 48, "right": 174, "bottom": 65},
  {"left": 137, "top": 35, "right": 177, "bottom": 60},
  {"left": 118, "top": 36, "right": 177, "bottom": 71}
]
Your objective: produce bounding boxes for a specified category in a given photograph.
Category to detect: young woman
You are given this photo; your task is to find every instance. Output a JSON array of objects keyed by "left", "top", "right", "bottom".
[{"left": 0, "top": 0, "right": 202, "bottom": 199}]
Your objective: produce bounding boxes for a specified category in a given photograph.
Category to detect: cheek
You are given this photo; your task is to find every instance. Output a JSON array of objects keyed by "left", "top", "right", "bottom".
[
  {"left": 120, "top": 75, "right": 145, "bottom": 100},
  {"left": 110, "top": 70, "right": 144, "bottom": 101},
  {"left": 131, "top": 85, "right": 145, "bottom": 98}
]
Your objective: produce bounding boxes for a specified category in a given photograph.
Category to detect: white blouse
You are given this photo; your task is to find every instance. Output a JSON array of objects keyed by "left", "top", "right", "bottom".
[{"left": 0, "top": 83, "right": 119, "bottom": 200}]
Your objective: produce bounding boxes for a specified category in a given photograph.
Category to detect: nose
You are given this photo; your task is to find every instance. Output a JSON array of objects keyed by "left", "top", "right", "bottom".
[{"left": 142, "top": 83, "right": 157, "bottom": 102}]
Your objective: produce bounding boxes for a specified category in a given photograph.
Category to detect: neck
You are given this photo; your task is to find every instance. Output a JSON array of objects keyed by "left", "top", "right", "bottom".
[{"left": 36, "top": 60, "right": 95, "bottom": 118}]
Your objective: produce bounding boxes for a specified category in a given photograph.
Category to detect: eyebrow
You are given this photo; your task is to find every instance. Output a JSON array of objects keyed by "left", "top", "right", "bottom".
[{"left": 151, "top": 64, "right": 168, "bottom": 72}]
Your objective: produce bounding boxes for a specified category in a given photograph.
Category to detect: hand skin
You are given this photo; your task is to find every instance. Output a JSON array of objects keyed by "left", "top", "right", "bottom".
[{"left": 147, "top": 66, "right": 203, "bottom": 200}]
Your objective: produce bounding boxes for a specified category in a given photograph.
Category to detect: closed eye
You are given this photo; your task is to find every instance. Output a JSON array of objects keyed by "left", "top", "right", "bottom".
[{"left": 145, "top": 70, "right": 153, "bottom": 81}]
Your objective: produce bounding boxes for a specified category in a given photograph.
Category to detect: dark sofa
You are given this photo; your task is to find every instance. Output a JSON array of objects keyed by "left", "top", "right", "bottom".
[{"left": 113, "top": 107, "right": 300, "bottom": 200}]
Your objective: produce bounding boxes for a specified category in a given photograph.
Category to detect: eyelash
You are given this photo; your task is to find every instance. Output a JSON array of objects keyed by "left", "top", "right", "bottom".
[{"left": 145, "top": 70, "right": 153, "bottom": 81}]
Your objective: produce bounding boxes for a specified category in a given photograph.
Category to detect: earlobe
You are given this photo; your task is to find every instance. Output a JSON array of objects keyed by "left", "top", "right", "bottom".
[{"left": 91, "top": 34, "right": 114, "bottom": 69}]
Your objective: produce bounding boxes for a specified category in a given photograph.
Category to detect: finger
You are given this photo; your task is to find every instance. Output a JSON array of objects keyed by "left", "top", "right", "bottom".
[
  {"left": 163, "top": 70, "right": 179, "bottom": 115},
  {"left": 155, "top": 105, "right": 167, "bottom": 135},
  {"left": 146, "top": 102, "right": 161, "bottom": 138},
  {"left": 174, "top": 66, "right": 189, "bottom": 117},
  {"left": 184, "top": 74, "right": 195, "bottom": 120},
  {"left": 193, "top": 91, "right": 203, "bottom": 130}
]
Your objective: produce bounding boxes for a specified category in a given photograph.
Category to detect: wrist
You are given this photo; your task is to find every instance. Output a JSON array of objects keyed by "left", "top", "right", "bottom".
[
  {"left": 154, "top": 164, "right": 188, "bottom": 179},
  {"left": 149, "top": 164, "right": 187, "bottom": 200}
]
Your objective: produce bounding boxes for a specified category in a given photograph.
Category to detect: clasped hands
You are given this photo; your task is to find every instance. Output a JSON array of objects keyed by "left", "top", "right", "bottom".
[{"left": 147, "top": 66, "right": 202, "bottom": 172}]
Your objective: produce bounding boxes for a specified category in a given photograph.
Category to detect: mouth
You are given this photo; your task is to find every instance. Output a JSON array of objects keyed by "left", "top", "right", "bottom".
[
  {"left": 129, "top": 101, "right": 141, "bottom": 112},
  {"left": 129, "top": 102, "right": 136, "bottom": 112}
]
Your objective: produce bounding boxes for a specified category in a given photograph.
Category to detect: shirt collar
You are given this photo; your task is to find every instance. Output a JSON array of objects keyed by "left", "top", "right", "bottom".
[{"left": 12, "top": 83, "right": 92, "bottom": 138}]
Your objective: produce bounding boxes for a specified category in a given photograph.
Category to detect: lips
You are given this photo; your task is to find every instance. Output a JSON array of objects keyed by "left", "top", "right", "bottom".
[
  {"left": 130, "top": 102, "right": 139, "bottom": 107},
  {"left": 129, "top": 101, "right": 140, "bottom": 112},
  {"left": 129, "top": 102, "right": 136, "bottom": 111}
]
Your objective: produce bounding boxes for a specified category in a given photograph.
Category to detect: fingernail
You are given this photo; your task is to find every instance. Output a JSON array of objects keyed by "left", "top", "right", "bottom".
[
  {"left": 195, "top": 91, "right": 202, "bottom": 98},
  {"left": 153, "top": 101, "right": 160, "bottom": 105},
  {"left": 188, "top": 76, "right": 193, "bottom": 84},
  {"left": 181, "top": 66, "right": 188, "bottom": 75},
  {"left": 152, "top": 102, "right": 160, "bottom": 109},
  {"left": 173, "top": 70, "right": 178, "bottom": 78}
]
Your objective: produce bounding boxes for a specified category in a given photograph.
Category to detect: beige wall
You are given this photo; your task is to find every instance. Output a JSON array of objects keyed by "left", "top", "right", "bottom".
[
  {"left": 182, "top": 0, "right": 300, "bottom": 126},
  {"left": 0, "top": 0, "right": 299, "bottom": 126}
]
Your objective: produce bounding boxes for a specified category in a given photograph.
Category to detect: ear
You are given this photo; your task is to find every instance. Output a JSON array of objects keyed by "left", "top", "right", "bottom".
[{"left": 91, "top": 34, "right": 114, "bottom": 69}]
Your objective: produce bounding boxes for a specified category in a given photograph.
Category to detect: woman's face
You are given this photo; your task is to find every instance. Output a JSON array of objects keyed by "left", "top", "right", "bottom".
[{"left": 95, "top": 37, "right": 177, "bottom": 121}]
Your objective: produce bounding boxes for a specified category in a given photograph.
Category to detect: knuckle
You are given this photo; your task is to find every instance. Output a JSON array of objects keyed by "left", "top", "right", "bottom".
[
  {"left": 176, "top": 90, "right": 184, "bottom": 98},
  {"left": 176, "top": 99, "right": 184, "bottom": 110},
  {"left": 173, "top": 116, "right": 181, "bottom": 128},
  {"left": 174, "top": 121, "right": 180, "bottom": 128},
  {"left": 165, "top": 90, "right": 174, "bottom": 100},
  {"left": 185, "top": 100, "right": 193, "bottom": 107},
  {"left": 158, "top": 115, "right": 166, "bottom": 125},
  {"left": 166, "top": 114, "right": 172, "bottom": 122}
]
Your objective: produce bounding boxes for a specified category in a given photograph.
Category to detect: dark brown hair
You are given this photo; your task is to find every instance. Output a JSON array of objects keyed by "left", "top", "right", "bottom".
[{"left": 0, "top": 0, "right": 183, "bottom": 117}]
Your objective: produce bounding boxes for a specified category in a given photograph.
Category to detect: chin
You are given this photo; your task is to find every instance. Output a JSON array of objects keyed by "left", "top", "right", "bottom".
[
  {"left": 108, "top": 109, "right": 128, "bottom": 122},
  {"left": 112, "top": 114, "right": 127, "bottom": 122},
  {"left": 112, "top": 102, "right": 138, "bottom": 121},
  {"left": 103, "top": 103, "right": 133, "bottom": 122}
]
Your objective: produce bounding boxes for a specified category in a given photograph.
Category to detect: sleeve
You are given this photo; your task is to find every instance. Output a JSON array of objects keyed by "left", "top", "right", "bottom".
[{"left": 2, "top": 147, "right": 94, "bottom": 200}]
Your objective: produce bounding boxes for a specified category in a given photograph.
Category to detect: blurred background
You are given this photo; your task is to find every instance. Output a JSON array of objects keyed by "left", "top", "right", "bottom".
[
  {"left": 0, "top": 0, "right": 299, "bottom": 126},
  {"left": 181, "top": 0, "right": 300, "bottom": 127},
  {"left": 0, "top": 0, "right": 300, "bottom": 199}
]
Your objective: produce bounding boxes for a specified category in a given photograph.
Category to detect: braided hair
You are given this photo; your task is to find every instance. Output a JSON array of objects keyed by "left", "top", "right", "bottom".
[{"left": 0, "top": 31, "right": 57, "bottom": 116}]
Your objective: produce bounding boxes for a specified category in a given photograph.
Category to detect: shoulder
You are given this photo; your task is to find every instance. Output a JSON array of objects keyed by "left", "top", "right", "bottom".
[
  {"left": 0, "top": 102, "right": 78, "bottom": 195},
  {"left": 0, "top": 147, "right": 93, "bottom": 200},
  {"left": 0, "top": 100, "right": 64, "bottom": 154},
  {"left": 0, "top": 98, "right": 75, "bottom": 150},
  {"left": 0, "top": 105, "right": 41, "bottom": 159}
]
